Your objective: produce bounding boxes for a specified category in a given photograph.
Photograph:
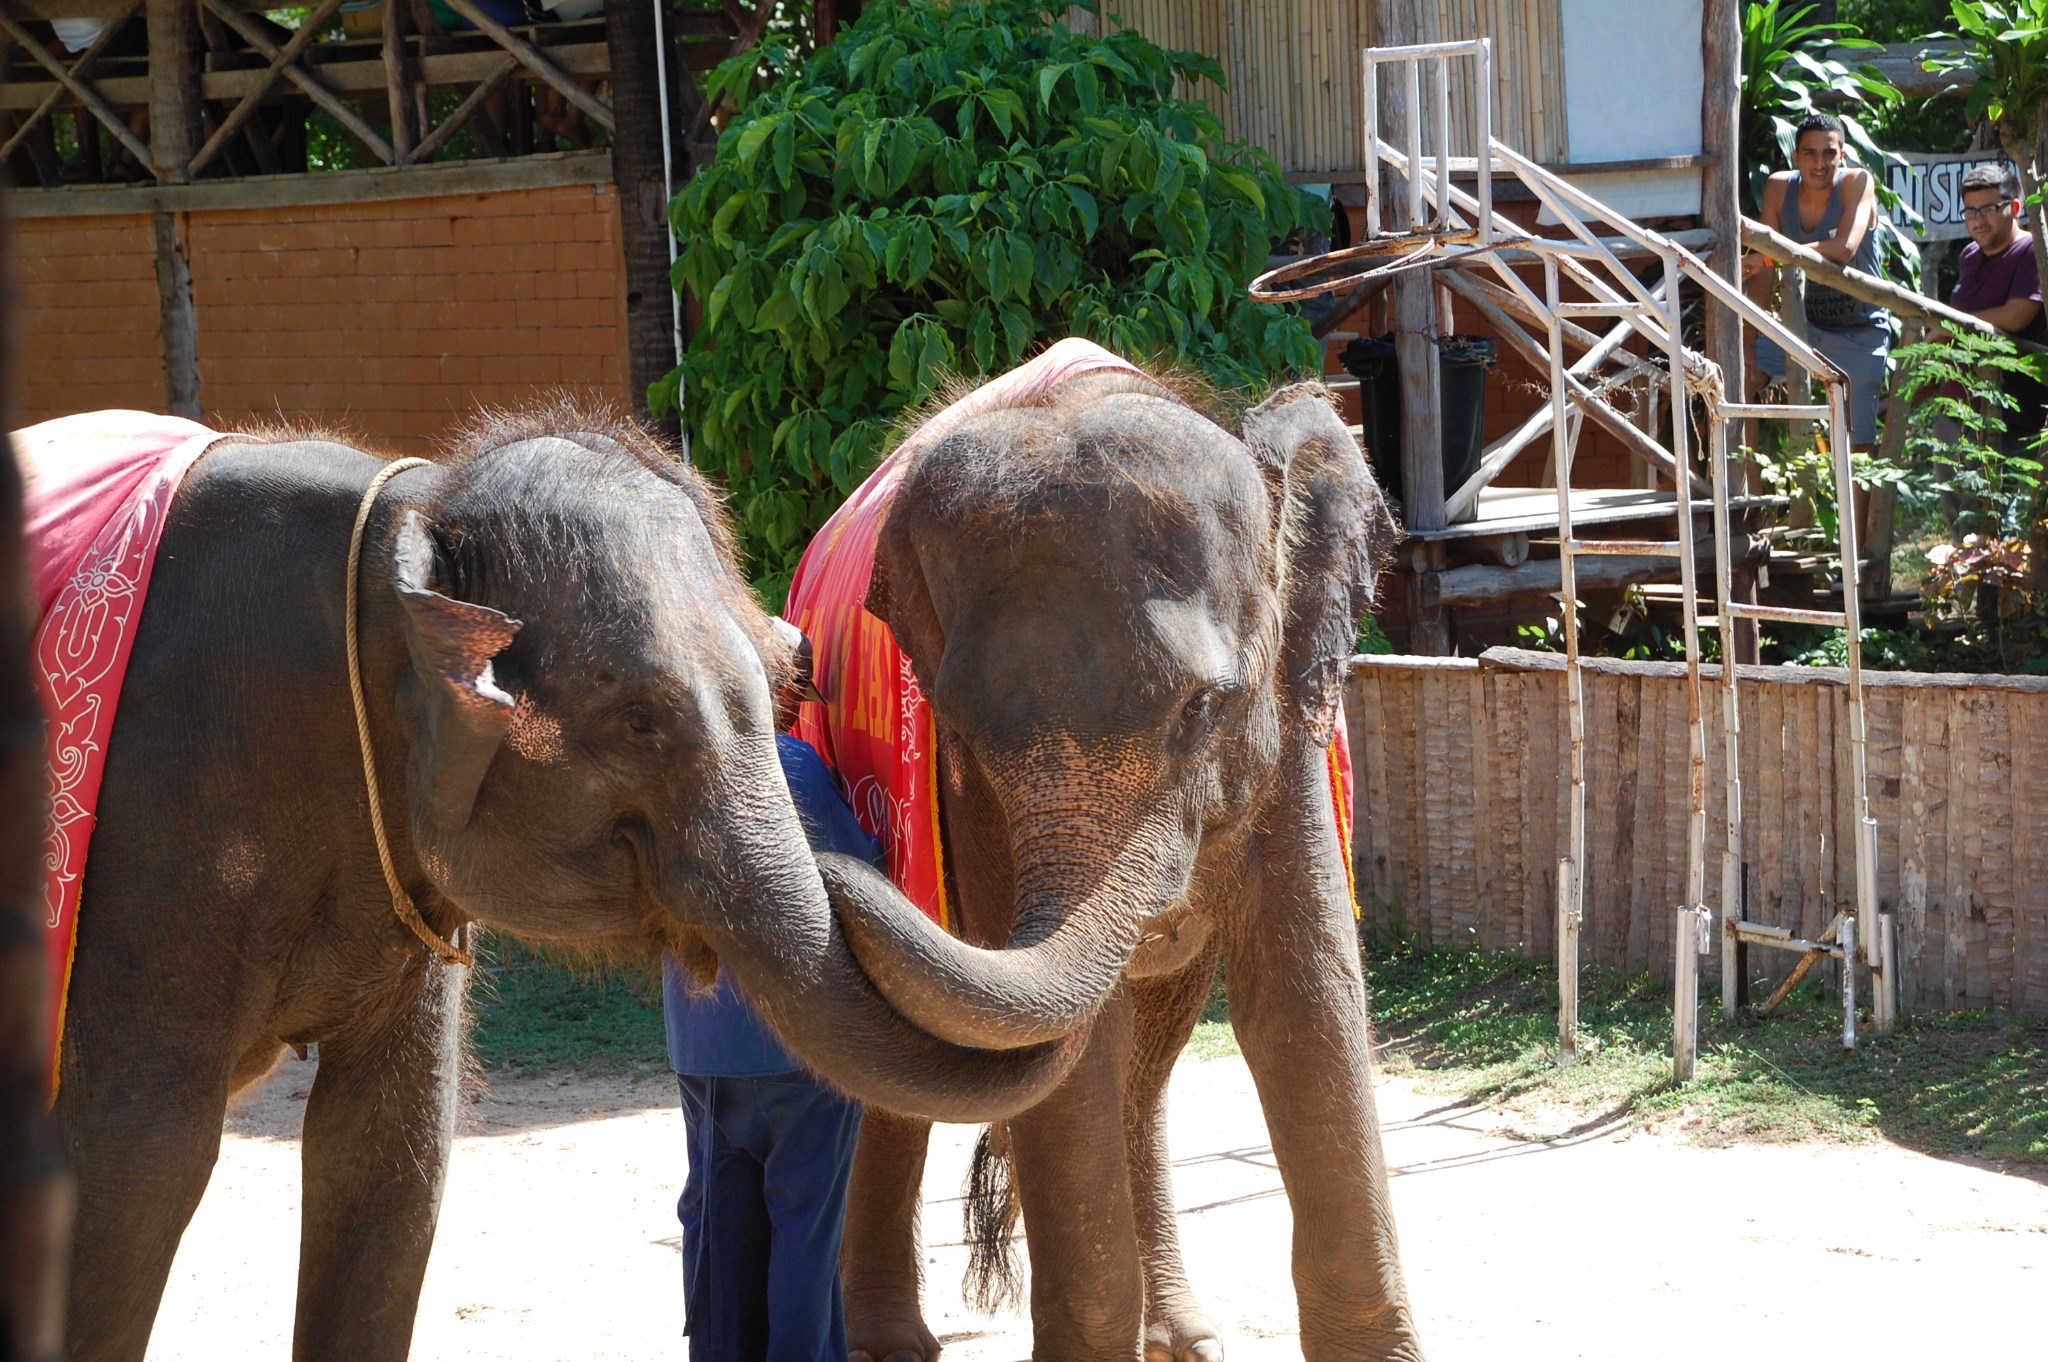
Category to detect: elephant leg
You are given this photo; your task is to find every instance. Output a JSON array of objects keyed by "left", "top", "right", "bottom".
[
  {"left": 1226, "top": 778, "right": 1425, "bottom": 1362},
  {"left": 842, "top": 1107, "right": 940, "bottom": 1362},
  {"left": 292, "top": 960, "right": 465, "bottom": 1362},
  {"left": 61, "top": 1064, "right": 231, "bottom": 1362},
  {"left": 1010, "top": 985, "right": 1142, "bottom": 1362},
  {"left": 1125, "top": 946, "right": 1224, "bottom": 1362}
]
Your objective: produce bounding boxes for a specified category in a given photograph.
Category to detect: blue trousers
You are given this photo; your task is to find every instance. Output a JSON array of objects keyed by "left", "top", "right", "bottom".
[{"left": 676, "top": 1072, "right": 864, "bottom": 1362}]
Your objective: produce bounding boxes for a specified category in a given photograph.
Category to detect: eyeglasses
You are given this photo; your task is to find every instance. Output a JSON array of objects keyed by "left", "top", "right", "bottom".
[{"left": 1962, "top": 201, "right": 2016, "bottom": 221}]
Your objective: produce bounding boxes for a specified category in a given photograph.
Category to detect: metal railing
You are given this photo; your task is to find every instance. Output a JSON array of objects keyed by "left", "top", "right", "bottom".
[{"left": 1257, "top": 38, "right": 1895, "bottom": 1077}]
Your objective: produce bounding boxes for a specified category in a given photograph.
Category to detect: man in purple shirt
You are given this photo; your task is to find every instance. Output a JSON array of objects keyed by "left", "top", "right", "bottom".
[{"left": 1952, "top": 162, "right": 2045, "bottom": 447}]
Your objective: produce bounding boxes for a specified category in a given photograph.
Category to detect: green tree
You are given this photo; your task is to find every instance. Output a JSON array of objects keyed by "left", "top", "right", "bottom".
[
  {"left": 656, "top": 0, "right": 1321, "bottom": 596},
  {"left": 1740, "top": 0, "right": 1903, "bottom": 212},
  {"left": 1929, "top": 2, "right": 2048, "bottom": 290}
]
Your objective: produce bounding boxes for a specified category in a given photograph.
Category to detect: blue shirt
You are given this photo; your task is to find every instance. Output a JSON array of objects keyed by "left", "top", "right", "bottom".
[{"left": 662, "top": 734, "right": 884, "bottom": 1077}]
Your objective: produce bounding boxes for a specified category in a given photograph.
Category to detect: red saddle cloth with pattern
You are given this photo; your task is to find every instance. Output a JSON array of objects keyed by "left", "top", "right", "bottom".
[
  {"left": 16, "top": 410, "right": 227, "bottom": 1097},
  {"left": 784, "top": 340, "right": 1358, "bottom": 931}
]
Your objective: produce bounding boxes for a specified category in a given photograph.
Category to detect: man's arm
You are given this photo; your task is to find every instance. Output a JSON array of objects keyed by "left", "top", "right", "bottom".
[
  {"left": 1973, "top": 295, "right": 2044, "bottom": 334},
  {"left": 1744, "top": 173, "right": 1793, "bottom": 285},
  {"left": 1808, "top": 168, "right": 1876, "bottom": 267}
]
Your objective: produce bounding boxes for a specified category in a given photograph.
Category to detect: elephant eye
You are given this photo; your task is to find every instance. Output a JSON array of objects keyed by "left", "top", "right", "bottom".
[
  {"left": 622, "top": 702, "right": 662, "bottom": 739},
  {"left": 1178, "top": 687, "right": 1220, "bottom": 740}
]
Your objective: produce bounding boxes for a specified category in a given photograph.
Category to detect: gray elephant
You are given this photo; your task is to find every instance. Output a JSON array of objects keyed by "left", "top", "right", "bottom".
[
  {"left": 47, "top": 405, "right": 1079, "bottom": 1362},
  {"left": 799, "top": 366, "right": 1425, "bottom": 1362}
]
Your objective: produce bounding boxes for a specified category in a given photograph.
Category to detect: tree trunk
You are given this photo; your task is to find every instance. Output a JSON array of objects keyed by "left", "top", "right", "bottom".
[{"left": 604, "top": 0, "right": 681, "bottom": 434}]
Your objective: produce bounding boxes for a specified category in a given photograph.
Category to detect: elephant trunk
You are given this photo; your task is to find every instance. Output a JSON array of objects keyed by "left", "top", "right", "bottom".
[
  {"left": 831, "top": 802, "right": 1182, "bottom": 1051},
  {"left": 658, "top": 734, "right": 1085, "bottom": 1123}
]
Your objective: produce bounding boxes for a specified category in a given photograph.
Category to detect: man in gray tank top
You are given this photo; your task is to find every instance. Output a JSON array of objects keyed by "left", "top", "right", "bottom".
[{"left": 1741, "top": 112, "right": 1891, "bottom": 451}]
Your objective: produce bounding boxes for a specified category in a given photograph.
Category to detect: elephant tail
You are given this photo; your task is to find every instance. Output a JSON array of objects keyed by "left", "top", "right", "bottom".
[{"left": 961, "top": 1120, "right": 1024, "bottom": 1313}]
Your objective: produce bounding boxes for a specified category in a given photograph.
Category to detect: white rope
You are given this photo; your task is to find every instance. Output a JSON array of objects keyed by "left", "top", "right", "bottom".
[{"left": 345, "top": 458, "right": 473, "bottom": 968}]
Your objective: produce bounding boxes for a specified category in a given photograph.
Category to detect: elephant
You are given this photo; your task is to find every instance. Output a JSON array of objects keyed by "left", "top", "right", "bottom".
[
  {"left": 806, "top": 368, "right": 1426, "bottom": 1362},
  {"left": 43, "top": 404, "right": 1083, "bottom": 1362}
]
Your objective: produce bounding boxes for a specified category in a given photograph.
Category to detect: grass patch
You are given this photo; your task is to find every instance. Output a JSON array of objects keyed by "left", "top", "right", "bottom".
[
  {"left": 1185, "top": 969, "right": 1240, "bottom": 1061},
  {"left": 1364, "top": 942, "right": 2048, "bottom": 1165},
  {"left": 467, "top": 934, "right": 668, "bottom": 1076}
]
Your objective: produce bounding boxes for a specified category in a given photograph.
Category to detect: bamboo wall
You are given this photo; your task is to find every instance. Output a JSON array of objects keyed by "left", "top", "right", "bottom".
[
  {"left": 1346, "top": 650, "right": 2048, "bottom": 1017},
  {"left": 1064, "top": 1, "right": 1567, "bottom": 177}
]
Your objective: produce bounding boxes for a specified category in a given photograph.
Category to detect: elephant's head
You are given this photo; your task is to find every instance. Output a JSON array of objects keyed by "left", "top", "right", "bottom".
[
  {"left": 383, "top": 411, "right": 1081, "bottom": 1120},
  {"left": 838, "top": 373, "right": 1396, "bottom": 1049}
]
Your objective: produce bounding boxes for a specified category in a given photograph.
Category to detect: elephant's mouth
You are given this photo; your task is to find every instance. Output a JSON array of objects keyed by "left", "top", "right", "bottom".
[{"left": 1126, "top": 904, "right": 1214, "bottom": 980}]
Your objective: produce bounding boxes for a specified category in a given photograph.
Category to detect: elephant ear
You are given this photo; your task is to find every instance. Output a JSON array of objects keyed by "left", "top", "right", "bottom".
[
  {"left": 393, "top": 510, "right": 523, "bottom": 829},
  {"left": 865, "top": 502, "right": 947, "bottom": 688},
  {"left": 1241, "top": 384, "right": 1399, "bottom": 748}
]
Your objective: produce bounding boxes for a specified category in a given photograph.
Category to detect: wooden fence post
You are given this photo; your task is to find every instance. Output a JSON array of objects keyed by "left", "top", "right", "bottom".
[{"left": 605, "top": 0, "right": 682, "bottom": 431}]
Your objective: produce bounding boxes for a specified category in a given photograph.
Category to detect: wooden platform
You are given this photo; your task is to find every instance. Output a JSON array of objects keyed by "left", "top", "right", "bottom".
[{"left": 1408, "top": 485, "right": 1782, "bottom": 541}]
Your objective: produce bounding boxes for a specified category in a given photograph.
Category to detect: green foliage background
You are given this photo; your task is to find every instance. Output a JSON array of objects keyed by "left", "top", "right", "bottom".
[{"left": 657, "top": 0, "right": 1322, "bottom": 597}]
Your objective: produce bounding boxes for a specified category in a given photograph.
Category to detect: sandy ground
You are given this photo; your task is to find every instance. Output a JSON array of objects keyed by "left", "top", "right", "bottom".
[{"left": 141, "top": 1051, "right": 2046, "bottom": 1361}]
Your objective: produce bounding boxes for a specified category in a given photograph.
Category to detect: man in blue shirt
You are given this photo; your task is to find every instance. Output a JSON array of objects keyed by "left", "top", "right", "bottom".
[{"left": 664, "top": 632, "right": 880, "bottom": 1362}]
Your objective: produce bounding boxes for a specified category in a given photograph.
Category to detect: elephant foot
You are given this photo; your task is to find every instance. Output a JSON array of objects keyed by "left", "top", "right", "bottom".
[
  {"left": 1144, "top": 1305, "right": 1223, "bottom": 1362},
  {"left": 847, "top": 1296, "right": 941, "bottom": 1362}
]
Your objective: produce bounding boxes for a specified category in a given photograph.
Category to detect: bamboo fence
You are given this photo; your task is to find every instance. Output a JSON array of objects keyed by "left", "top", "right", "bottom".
[
  {"left": 1061, "top": 1, "right": 1567, "bottom": 176},
  {"left": 1346, "top": 649, "right": 2048, "bottom": 1017}
]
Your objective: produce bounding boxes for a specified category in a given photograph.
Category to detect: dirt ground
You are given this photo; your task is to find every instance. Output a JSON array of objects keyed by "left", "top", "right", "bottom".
[{"left": 143, "top": 1051, "right": 2045, "bottom": 1361}]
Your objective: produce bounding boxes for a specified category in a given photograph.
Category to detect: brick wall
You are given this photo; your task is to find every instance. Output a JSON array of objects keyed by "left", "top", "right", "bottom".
[
  {"left": 12, "top": 215, "right": 166, "bottom": 422},
  {"left": 14, "top": 183, "right": 633, "bottom": 451}
]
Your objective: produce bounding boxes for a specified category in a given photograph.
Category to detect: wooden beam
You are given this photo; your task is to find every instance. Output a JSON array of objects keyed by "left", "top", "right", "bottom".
[
  {"left": 1742, "top": 215, "right": 2048, "bottom": 353},
  {"left": 188, "top": 0, "right": 348, "bottom": 176},
  {"left": 1425, "top": 551, "right": 1701, "bottom": 609},
  {"left": 406, "top": 57, "right": 517, "bottom": 164},
  {"left": 0, "top": 0, "right": 139, "bottom": 162},
  {"left": 0, "top": 42, "right": 619, "bottom": 110},
  {"left": 441, "top": 0, "right": 615, "bottom": 133},
  {"left": 203, "top": 0, "right": 397, "bottom": 165},
  {"left": 0, "top": 11, "right": 154, "bottom": 167},
  {"left": 7, "top": 146, "right": 612, "bottom": 216}
]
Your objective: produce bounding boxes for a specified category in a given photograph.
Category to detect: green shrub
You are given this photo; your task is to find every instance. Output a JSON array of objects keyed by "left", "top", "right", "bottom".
[{"left": 657, "top": 0, "right": 1322, "bottom": 596}]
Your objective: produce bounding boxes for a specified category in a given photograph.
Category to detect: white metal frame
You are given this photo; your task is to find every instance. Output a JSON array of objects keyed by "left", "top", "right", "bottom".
[{"left": 1331, "top": 39, "right": 1895, "bottom": 1078}]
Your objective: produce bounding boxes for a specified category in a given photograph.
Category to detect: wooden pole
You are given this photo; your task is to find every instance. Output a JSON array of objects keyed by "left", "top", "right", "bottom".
[
  {"left": 1743, "top": 216, "right": 2048, "bottom": 353},
  {"left": 382, "top": 0, "right": 421, "bottom": 163},
  {"left": 1376, "top": 1, "right": 1450, "bottom": 651},
  {"left": 144, "top": 0, "right": 199, "bottom": 179},
  {"left": 1701, "top": 0, "right": 1760, "bottom": 673},
  {"left": 153, "top": 213, "right": 201, "bottom": 419},
  {"left": 605, "top": 0, "right": 681, "bottom": 429}
]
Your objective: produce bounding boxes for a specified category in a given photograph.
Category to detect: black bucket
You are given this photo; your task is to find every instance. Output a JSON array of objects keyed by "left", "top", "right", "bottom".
[{"left": 1340, "top": 333, "right": 1497, "bottom": 521}]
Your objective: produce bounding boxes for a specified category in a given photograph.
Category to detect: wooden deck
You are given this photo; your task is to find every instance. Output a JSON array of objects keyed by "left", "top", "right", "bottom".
[{"left": 1406, "top": 486, "right": 1782, "bottom": 542}]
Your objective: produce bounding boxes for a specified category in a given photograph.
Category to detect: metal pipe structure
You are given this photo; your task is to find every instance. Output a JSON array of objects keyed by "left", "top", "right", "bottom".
[{"left": 1308, "top": 37, "right": 1895, "bottom": 1076}]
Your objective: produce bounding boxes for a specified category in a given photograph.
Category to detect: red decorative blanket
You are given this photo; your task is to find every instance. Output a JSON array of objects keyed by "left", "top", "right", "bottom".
[
  {"left": 16, "top": 410, "right": 226, "bottom": 1097},
  {"left": 785, "top": 340, "right": 1358, "bottom": 929}
]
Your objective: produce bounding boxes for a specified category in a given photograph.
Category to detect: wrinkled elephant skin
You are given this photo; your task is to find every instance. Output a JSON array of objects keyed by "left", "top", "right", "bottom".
[
  {"left": 838, "top": 375, "right": 1429, "bottom": 1362},
  {"left": 52, "top": 412, "right": 1081, "bottom": 1362}
]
